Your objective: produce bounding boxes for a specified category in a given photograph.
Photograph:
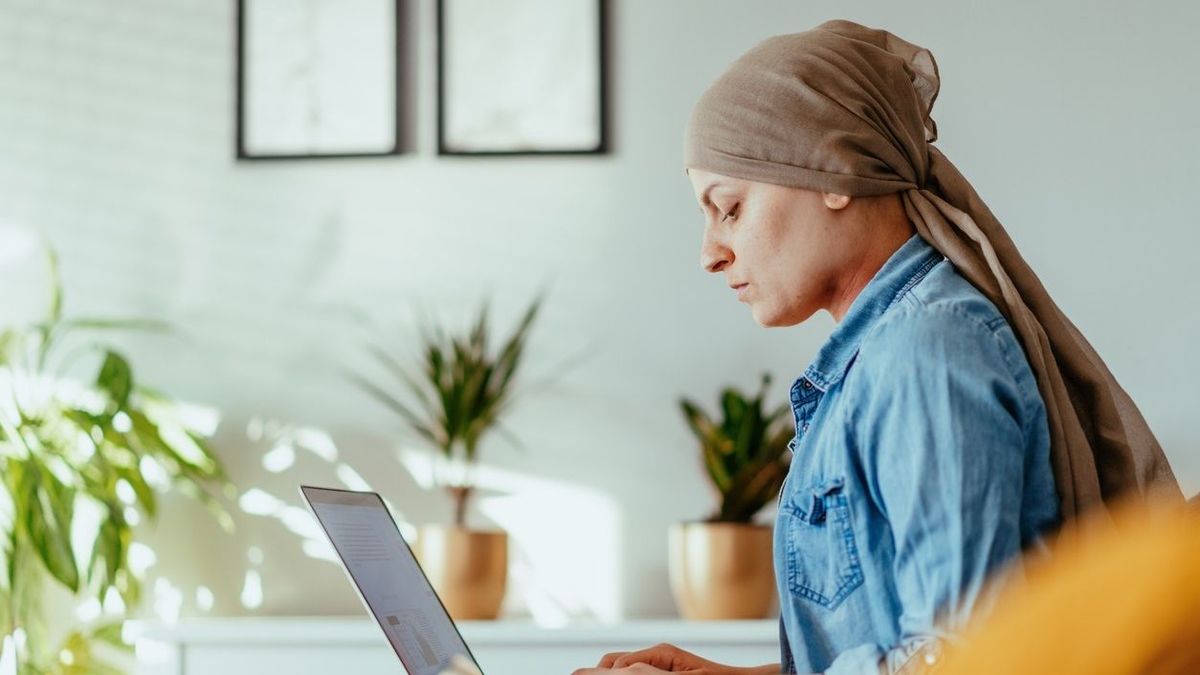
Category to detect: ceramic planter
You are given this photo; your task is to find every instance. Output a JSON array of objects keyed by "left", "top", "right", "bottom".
[
  {"left": 668, "top": 521, "right": 775, "bottom": 620},
  {"left": 415, "top": 525, "right": 508, "bottom": 620}
]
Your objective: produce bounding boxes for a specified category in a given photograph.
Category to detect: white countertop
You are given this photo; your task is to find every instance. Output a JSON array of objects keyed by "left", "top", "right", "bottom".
[
  {"left": 134, "top": 617, "right": 779, "bottom": 646},
  {"left": 132, "top": 617, "right": 783, "bottom": 674}
]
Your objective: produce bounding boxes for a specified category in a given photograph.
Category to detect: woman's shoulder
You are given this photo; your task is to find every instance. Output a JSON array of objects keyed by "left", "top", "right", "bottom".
[
  {"left": 899, "top": 258, "right": 1009, "bottom": 332},
  {"left": 861, "top": 260, "right": 1006, "bottom": 345},
  {"left": 846, "top": 264, "right": 1049, "bottom": 447},
  {"left": 857, "top": 259, "right": 1036, "bottom": 392}
]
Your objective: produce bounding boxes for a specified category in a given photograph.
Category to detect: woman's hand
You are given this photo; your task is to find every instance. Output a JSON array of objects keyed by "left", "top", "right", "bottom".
[
  {"left": 571, "top": 642, "right": 779, "bottom": 674},
  {"left": 571, "top": 664, "right": 674, "bottom": 675}
]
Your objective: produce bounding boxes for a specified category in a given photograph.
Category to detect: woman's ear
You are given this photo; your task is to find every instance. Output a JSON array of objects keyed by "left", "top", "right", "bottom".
[{"left": 822, "top": 193, "right": 851, "bottom": 210}]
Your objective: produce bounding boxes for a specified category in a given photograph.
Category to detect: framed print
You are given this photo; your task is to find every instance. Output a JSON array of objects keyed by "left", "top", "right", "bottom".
[
  {"left": 236, "top": 0, "right": 402, "bottom": 159},
  {"left": 437, "top": 0, "right": 608, "bottom": 156}
]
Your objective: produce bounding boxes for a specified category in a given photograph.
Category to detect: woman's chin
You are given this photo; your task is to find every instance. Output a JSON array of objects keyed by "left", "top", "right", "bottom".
[
  {"left": 749, "top": 304, "right": 783, "bottom": 327},
  {"left": 751, "top": 302, "right": 810, "bottom": 328}
]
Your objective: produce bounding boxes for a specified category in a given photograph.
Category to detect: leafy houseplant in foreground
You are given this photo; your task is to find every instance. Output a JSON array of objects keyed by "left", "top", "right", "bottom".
[
  {"left": 670, "top": 373, "right": 793, "bottom": 619},
  {"left": 0, "top": 249, "right": 232, "bottom": 673},
  {"left": 349, "top": 296, "right": 542, "bottom": 620}
]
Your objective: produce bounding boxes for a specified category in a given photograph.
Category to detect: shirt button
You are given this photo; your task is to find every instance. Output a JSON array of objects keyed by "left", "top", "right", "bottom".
[
  {"left": 802, "top": 423, "right": 809, "bottom": 432},
  {"left": 801, "top": 380, "right": 813, "bottom": 389}
]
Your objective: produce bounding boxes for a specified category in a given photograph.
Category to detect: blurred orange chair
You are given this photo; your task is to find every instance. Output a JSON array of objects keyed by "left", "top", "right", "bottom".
[{"left": 937, "top": 496, "right": 1200, "bottom": 675}]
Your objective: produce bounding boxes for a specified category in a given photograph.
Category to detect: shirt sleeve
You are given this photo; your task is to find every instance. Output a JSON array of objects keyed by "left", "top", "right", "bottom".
[{"left": 824, "top": 304, "right": 1037, "bottom": 675}]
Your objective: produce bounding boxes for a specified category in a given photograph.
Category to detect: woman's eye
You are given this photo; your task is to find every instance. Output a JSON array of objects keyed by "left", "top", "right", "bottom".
[{"left": 720, "top": 204, "right": 739, "bottom": 222}]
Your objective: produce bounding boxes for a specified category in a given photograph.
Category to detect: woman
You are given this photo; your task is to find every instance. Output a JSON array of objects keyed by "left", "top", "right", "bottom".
[{"left": 574, "top": 19, "right": 1180, "bottom": 675}]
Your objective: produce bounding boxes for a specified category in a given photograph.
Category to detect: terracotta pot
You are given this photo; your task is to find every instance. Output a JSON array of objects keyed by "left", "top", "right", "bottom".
[
  {"left": 414, "top": 525, "right": 508, "bottom": 620},
  {"left": 668, "top": 521, "right": 775, "bottom": 620}
]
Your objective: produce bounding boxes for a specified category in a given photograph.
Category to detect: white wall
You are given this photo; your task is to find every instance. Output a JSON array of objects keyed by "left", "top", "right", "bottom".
[{"left": 1, "top": 0, "right": 1197, "bottom": 621}]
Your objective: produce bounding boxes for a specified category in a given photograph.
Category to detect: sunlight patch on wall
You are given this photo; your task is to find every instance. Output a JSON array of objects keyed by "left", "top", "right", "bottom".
[
  {"left": 261, "top": 441, "right": 296, "bottom": 473},
  {"left": 152, "top": 578, "right": 183, "bottom": 622},
  {"left": 239, "top": 418, "right": 418, "bottom": 557},
  {"left": 240, "top": 569, "right": 264, "bottom": 610},
  {"left": 396, "top": 447, "right": 624, "bottom": 623},
  {"left": 196, "top": 585, "right": 215, "bottom": 612}
]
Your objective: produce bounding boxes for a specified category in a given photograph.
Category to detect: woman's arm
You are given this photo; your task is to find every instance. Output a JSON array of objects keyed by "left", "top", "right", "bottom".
[{"left": 823, "top": 305, "right": 1046, "bottom": 674}]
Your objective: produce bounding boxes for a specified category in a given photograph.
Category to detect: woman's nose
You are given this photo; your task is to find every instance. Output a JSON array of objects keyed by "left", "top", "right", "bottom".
[{"left": 700, "top": 229, "right": 732, "bottom": 273}]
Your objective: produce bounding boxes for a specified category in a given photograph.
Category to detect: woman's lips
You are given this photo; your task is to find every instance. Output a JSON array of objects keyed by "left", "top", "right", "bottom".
[{"left": 733, "top": 283, "right": 750, "bottom": 300}]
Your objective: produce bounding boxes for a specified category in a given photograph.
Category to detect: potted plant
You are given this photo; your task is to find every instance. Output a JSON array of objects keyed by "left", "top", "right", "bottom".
[
  {"left": 670, "top": 374, "right": 793, "bottom": 620},
  {"left": 0, "top": 247, "right": 232, "bottom": 673},
  {"left": 349, "top": 296, "right": 541, "bottom": 620}
]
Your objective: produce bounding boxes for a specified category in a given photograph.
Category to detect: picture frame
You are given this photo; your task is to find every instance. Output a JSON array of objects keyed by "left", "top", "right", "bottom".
[
  {"left": 436, "top": 0, "right": 609, "bottom": 156},
  {"left": 235, "top": 0, "right": 404, "bottom": 160}
]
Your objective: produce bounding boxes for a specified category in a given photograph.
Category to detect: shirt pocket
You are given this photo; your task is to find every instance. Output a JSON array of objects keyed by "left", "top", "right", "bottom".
[{"left": 781, "top": 476, "right": 864, "bottom": 610}]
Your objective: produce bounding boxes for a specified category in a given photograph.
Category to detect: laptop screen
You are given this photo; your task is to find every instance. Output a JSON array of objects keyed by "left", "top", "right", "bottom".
[{"left": 301, "top": 486, "right": 479, "bottom": 675}]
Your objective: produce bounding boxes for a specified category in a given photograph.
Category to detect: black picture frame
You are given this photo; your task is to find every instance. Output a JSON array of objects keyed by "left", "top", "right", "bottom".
[
  {"left": 436, "top": 0, "right": 609, "bottom": 156},
  {"left": 235, "top": 0, "right": 407, "bottom": 161}
]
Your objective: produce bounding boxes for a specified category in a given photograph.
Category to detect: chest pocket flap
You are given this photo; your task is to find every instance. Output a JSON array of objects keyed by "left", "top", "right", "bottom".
[{"left": 781, "top": 476, "right": 864, "bottom": 610}]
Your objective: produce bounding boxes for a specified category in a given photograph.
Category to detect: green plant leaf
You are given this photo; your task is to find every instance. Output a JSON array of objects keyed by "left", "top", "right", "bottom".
[
  {"left": 89, "top": 620, "right": 129, "bottom": 651},
  {"left": 87, "top": 515, "right": 126, "bottom": 592},
  {"left": 117, "top": 462, "right": 156, "bottom": 519},
  {"left": 702, "top": 439, "right": 734, "bottom": 494},
  {"left": 679, "top": 399, "right": 716, "bottom": 443},
  {"left": 1, "top": 243, "right": 231, "bottom": 674},
  {"left": 491, "top": 298, "right": 540, "bottom": 399},
  {"left": 719, "top": 388, "right": 747, "bottom": 437},
  {"left": 730, "top": 394, "right": 761, "bottom": 468},
  {"left": 364, "top": 343, "right": 438, "bottom": 421},
  {"left": 9, "top": 542, "right": 51, "bottom": 671},
  {"left": 0, "top": 328, "right": 18, "bottom": 366},
  {"left": 350, "top": 293, "right": 543, "bottom": 507},
  {"left": 346, "top": 370, "right": 443, "bottom": 449},
  {"left": 50, "top": 627, "right": 131, "bottom": 675},
  {"left": 114, "top": 567, "right": 140, "bottom": 608},
  {"left": 682, "top": 374, "right": 794, "bottom": 522},
  {"left": 719, "top": 452, "right": 789, "bottom": 522},
  {"left": 95, "top": 351, "right": 133, "bottom": 412},
  {"left": 21, "top": 460, "right": 80, "bottom": 593},
  {"left": 125, "top": 409, "right": 222, "bottom": 478}
]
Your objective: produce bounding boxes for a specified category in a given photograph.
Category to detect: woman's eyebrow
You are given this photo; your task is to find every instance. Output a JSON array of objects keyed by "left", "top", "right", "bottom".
[{"left": 700, "top": 181, "right": 732, "bottom": 207}]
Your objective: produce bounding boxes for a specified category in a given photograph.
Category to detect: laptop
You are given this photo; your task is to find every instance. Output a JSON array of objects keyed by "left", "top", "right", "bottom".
[{"left": 301, "top": 485, "right": 484, "bottom": 675}]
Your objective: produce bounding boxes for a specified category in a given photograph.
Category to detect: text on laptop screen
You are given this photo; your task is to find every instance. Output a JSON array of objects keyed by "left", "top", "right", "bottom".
[{"left": 304, "top": 488, "right": 474, "bottom": 675}]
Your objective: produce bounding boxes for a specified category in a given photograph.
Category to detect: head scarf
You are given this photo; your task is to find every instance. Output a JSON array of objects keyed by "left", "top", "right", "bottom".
[{"left": 684, "top": 19, "right": 1181, "bottom": 521}]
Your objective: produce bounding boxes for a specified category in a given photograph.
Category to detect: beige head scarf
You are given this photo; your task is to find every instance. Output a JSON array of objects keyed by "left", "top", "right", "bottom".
[{"left": 684, "top": 19, "right": 1181, "bottom": 521}]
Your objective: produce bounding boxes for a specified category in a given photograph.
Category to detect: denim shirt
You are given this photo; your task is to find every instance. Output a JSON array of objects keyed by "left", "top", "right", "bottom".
[{"left": 775, "top": 234, "right": 1061, "bottom": 674}]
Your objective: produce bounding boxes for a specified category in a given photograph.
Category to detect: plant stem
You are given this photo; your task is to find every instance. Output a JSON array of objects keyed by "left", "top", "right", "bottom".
[{"left": 448, "top": 486, "right": 472, "bottom": 528}]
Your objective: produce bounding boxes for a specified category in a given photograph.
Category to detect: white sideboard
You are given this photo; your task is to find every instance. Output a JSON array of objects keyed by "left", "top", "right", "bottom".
[{"left": 134, "top": 618, "right": 780, "bottom": 674}]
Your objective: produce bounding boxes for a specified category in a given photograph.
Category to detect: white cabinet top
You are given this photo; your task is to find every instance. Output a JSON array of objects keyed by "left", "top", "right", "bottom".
[{"left": 135, "top": 617, "right": 779, "bottom": 646}]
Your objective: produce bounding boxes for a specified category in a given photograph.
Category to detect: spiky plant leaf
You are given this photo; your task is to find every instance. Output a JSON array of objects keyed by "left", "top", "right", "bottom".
[
  {"left": 347, "top": 295, "right": 544, "bottom": 525},
  {"left": 679, "top": 374, "right": 794, "bottom": 523}
]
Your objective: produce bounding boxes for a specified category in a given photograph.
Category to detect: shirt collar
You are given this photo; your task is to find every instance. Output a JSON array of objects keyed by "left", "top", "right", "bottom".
[{"left": 802, "top": 234, "right": 945, "bottom": 391}]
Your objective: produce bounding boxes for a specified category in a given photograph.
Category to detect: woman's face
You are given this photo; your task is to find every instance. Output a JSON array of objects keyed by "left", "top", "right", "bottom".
[{"left": 687, "top": 168, "right": 865, "bottom": 327}]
